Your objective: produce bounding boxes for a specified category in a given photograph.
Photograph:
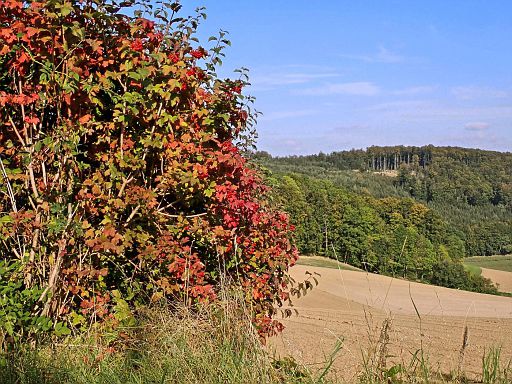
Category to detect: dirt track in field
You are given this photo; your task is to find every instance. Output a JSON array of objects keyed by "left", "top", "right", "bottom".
[
  {"left": 481, "top": 267, "right": 512, "bottom": 293},
  {"left": 269, "top": 264, "right": 512, "bottom": 382}
]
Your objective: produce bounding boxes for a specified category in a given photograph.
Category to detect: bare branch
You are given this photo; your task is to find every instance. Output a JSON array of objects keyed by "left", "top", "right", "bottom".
[{"left": 0, "top": 155, "right": 18, "bottom": 212}]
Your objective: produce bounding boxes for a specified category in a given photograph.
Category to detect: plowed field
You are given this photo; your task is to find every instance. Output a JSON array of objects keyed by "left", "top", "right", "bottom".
[{"left": 270, "top": 264, "right": 512, "bottom": 382}]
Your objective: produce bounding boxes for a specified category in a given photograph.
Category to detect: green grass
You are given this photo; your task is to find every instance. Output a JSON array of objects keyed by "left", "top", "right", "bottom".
[
  {"left": 481, "top": 347, "right": 511, "bottom": 384},
  {"left": 297, "top": 256, "right": 362, "bottom": 271},
  {"left": 463, "top": 263, "right": 482, "bottom": 277},
  {"left": 464, "top": 255, "right": 512, "bottom": 273}
]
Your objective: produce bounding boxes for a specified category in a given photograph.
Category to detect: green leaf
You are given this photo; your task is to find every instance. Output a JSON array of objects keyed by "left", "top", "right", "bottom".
[
  {"left": 0, "top": 216, "right": 12, "bottom": 224},
  {"left": 137, "top": 67, "right": 150, "bottom": 78},
  {"left": 54, "top": 321, "right": 71, "bottom": 336},
  {"left": 60, "top": 3, "right": 74, "bottom": 17},
  {"left": 4, "top": 322, "right": 13, "bottom": 336}
]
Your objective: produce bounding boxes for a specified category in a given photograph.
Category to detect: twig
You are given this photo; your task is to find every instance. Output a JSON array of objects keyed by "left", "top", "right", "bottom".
[
  {"left": 157, "top": 211, "right": 207, "bottom": 219},
  {"left": 8, "top": 115, "right": 26, "bottom": 147}
]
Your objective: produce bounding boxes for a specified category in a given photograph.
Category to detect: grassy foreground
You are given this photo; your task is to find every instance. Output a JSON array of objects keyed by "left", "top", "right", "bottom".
[
  {"left": 0, "top": 301, "right": 317, "bottom": 384},
  {"left": 3, "top": 310, "right": 512, "bottom": 384},
  {"left": 2, "top": 289, "right": 511, "bottom": 383}
]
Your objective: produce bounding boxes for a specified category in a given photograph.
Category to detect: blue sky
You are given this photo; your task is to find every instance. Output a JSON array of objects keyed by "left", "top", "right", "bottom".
[{"left": 177, "top": 1, "right": 512, "bottom": 156}]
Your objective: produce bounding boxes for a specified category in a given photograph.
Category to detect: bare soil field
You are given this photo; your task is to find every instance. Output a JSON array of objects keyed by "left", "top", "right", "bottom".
[
  {"left": 270, "top": 264, "right": 512, "bottom": 382},
  {"left": 481, "top": 267, "right": 512, "bottom": 293}
]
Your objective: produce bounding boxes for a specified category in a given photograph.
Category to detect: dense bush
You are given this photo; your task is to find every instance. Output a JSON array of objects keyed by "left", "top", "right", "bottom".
[
  {"left": 430, "top": 261, "right": 497, "bottom": 294},
  {"left": 0, "top": 0, "right": 297, "bottom": 342}
]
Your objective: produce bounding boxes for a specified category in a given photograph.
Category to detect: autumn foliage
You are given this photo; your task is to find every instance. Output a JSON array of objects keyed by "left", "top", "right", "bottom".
[{"left": 0, "top": 0, "right": 298, "bottom": 340}]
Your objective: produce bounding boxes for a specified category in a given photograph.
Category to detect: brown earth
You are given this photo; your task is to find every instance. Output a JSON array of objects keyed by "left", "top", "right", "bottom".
[
  {"left": 481, "top": 267, "right": 512, "bottom": 293},
  {"left": 269, "top": 264, "right": 512, "bottom": 383}
]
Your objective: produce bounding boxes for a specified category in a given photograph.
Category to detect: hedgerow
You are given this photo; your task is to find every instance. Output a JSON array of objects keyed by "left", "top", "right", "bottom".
[{"left": 0, "top": 0, "right": 298, "bottom": 344}]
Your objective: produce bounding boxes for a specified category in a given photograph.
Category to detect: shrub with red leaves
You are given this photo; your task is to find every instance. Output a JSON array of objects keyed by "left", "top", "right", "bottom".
[{"left": 0, "top": 0, "right": 297, "bottom": 339}]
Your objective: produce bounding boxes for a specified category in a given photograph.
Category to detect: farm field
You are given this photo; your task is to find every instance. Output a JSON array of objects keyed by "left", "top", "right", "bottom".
[
  {"left": 480, "top": 268, "right": 512, "bottom": 293},
  {"left": 464, "top": 255, "right": 512, "bottom": 273},
  {"left": 270, "top": 263, "right": 512, "bottom": 382},
  {"left": 464, "top": 255, "right": 512, "bottom": 293}
]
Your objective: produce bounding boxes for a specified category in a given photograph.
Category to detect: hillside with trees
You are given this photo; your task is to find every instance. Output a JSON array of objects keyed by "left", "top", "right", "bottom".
[
  {"left": 257, "top": 146, "right": 512, "bottom": 259},
  {"left": 251, "top": 146, "right": 512, "bottom": 293},
  {"left": 264, "top": 172, "right": 497, "bottom": 294}
]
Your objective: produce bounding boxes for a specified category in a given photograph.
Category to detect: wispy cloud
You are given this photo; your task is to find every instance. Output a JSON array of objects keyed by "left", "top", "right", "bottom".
[
  {"left": 440, "top": 130, "right": 501, "bottom": 149},
  {"left": 374, "top": 46, "right": 404, "bottom": 63},
  {"left": 248, "top": 67, "right": 342, "bottom": 91},
  {"left": 296, "top": 81, "right": 380, "bottom": 96},
  {"left": 340, "top": 45, "right": 405, "bottom": 64},
  {"left": 367, "top": 100, "right": 431, "bottom": 112},
  {"left": 257, "top": 129, "right": 355, "bottom": 156},
  {"left": 258, "top": 109, "right": 318, "bottom": 122},
  {"left": 367, "top": 100, "right": 512, "bottom": 121},
  {"left": 464, "top": 122, "right": 490, "bottom": 131},
  {"left": 251, "top": 72, "right": 341, "bottom": 88},
  {"left": 451, "top": 86, "right": 509, "bottom": 100},
  {"left": 392, "top": 85, "right": 438, "bottom": 96}
]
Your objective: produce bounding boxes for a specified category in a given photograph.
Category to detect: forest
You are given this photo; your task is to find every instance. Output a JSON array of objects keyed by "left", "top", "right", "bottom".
[{"left": 254, "top": 146, "right": 512, "bottom": 293}]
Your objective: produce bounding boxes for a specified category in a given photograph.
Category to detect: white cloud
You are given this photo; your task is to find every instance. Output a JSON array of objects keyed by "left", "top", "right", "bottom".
[
  {"left": 258, "top": 109, "right": 318, "bottom": 122},
  {"left": 367, "top": 100, "right": 512, "bottom": 121},
  {"left": 251, "top": 72, "right": 341, "bottom": 88},
  {"left": 451, "top": 86, "right": 508, "bottom": 100},
  {"left": 340, "top": 45, "right": 405, "bottom": 64},
  {"left": 297, "top": 81, "right": 380, "bottom": 96},
  {"left": 248, "top": 67, "right": 342, "bottom": 91},
  {"left": 464, "top": 122, "right": 490, "bottom": 131},
  {"left": 375, "top": 46, "right": 404, "bottom": 63},
  {"left": 392, "top": 85, "right": 438, "bottom": 96},
  {"left": 329, "top": 124, "right": 370, "bottom": 133},
  {"left": 367, "top": 100, "right": 431, "bottom": 112},
  {"left": 440, "top": 130, "right": 500, "bottom": 148}
]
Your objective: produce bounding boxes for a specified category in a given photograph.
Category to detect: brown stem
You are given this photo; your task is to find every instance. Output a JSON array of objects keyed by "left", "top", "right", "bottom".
[
  {"left": 37, "top": 203, "right": 77, "bottom": 316},
  {"left": 124, "top": 205, "right": 141, "bottom": 226},
  {"left": 8, "top": 115, "right": 26, "bottom": 147},
  {"left": 25, "top": 213, "right": 41, "bottom": 287},
  {"left": 28, "top": 160, "right": 40, "bottom": 199},
  {"left": 117, "top": 176, "right": 133, "bottom": 198},
  {"left": 40, "top": 247, "right": 65, "bottom": 317}
]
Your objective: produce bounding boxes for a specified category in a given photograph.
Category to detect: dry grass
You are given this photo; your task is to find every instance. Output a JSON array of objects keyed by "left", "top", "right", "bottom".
[{"left": 0, "top": 292, "right": 319, "bottom": 384}]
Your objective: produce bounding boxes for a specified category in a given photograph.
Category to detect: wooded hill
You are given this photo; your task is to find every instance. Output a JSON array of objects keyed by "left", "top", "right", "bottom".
[
  {"left": 252, "top": 146, "right": 512, "bottom": 293},
  {"left": 264, "top": 145, "right": 512, "bottom": 208},
  {"left": 255, "top": 146, "right": 512, "bottom": 257}
]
